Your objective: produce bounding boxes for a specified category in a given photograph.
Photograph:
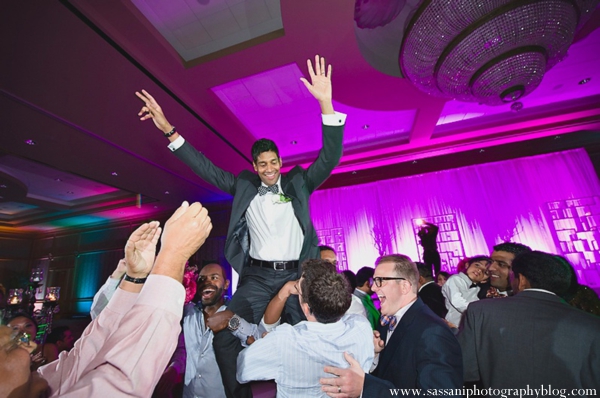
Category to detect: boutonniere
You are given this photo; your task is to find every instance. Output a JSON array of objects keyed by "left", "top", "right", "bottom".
[{"left": 271, "top": 193, "right": 292, "bottom": 204}]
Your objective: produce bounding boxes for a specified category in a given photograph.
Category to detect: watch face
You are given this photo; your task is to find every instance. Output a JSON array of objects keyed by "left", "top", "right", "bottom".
[{"left": 229, "top": 316, "right": 240, "bottom": 330}]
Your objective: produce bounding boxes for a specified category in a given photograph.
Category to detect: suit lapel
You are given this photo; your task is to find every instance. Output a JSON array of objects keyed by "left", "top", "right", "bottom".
[{"left": 378, "top": 299, "right": 422, "bottom": 373}]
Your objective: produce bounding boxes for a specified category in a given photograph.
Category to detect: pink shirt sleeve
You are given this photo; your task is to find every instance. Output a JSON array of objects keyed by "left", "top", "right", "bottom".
[{"left": 39, "top": 275, "right": 184, "bottom": 397}]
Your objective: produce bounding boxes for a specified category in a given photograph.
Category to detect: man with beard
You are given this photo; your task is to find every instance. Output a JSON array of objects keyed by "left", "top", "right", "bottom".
[
  {"left": 170, "top": 263, "right": 231, "bottom": 398},
  {"left": 90, "top": 261, "right": 231, "bottom": 398}
]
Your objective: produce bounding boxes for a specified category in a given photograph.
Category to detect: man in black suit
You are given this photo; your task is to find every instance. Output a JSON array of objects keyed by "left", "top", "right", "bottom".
[
  {"left": 136, "top": 55, "right": 345, "bottom": 398},
  {"left": 458, "top": 250, "right": 600, "bottom": 389},
  {"left": 320, "top": 254, "right": 463, "bottom": 397},
  {"left": 415, "top": 262, "right": 447, "bottom": 318}
]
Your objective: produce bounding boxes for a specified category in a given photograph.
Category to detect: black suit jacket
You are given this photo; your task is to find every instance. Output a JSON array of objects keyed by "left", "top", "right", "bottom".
[
  {"left": 363, "top": 298, "right": 463, "bottom": 397},
  {"left": 173, "top": 123, "right": 344, "bottom": 275},
  {"left": 458, "top": 290, "right": 600, "bottom": 389},
  {"left": 418, "top": 281, "right": 448, "bottom": 318}
]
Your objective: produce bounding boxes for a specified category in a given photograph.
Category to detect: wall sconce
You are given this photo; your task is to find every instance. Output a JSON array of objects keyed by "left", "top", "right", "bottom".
[
  {"left": 45, "top": 287, "right": 60, "bottom": 303},
  {"left": 8, "top": 289, "right": 23, "bottom": 305},
  {"left": 30, "top": 268, "right": 44, "bottom": 283}
]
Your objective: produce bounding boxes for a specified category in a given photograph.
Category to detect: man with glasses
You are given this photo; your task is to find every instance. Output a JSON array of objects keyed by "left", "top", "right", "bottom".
[{"left": 320, "top": 254, "right": 462, "bottom": 397}]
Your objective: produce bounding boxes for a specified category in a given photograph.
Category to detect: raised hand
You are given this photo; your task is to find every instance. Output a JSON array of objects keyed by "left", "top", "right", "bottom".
[
  {"left": 158, "top": 201, "right": 213, "bottom": 269},
  {"left": 135, "top": 90, "right": 173, "bottom": 134},
  {"left": 300, "top": 55, "right": 334, "bottom": 114},
  {"left": 124, "top": 221, "right": 162, "bottom": 278}
]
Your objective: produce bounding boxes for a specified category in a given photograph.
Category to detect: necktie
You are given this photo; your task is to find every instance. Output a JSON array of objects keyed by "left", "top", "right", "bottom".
[
  {"left": 380, "top": 315, "right": 397, "bottom": 332},
  {"left": 258, "top": 184, "right": 279, "bottom": 196}
]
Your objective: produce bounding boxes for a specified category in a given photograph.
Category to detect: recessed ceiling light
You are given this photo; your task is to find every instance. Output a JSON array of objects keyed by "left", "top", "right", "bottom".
[
  {"left": 510, "top": 101, "right": 523, "bottom": 112},
  {"left": 111, "top": 172, "right": 118, "bottom": 176},
  {"left": 578, "top": 77, "right": 591, "bottom": 85},
  {"left": 479, "top": 149, "right": 485, "bottom": 153},
  {"left": 412, "top": 160, "right": 418, "bottom": 164},
  {"left": 25, "top": 139, "right": 36, "bottom": 145},
  {"left": 351, "top": 171, "right": 357, "bottom": 175},
  {"left": 54, "top": 178, "right": 62, "bottom": 182},
  {"left": 164, "top": 191, "right": 170, "bottom": 195},
  {"left": 362, "top": 125, "right": 369, "bottom": 129}
]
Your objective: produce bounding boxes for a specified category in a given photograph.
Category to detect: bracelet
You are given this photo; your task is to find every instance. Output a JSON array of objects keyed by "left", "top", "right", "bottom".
[
  {"left": 164, "top": 126, "right": 177, "bottom": 138},
  {"left": 123, "top": 274, "right": 148, "bottom": 284}
]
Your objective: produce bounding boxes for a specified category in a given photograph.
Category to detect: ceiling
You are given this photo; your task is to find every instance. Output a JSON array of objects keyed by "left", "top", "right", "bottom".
[{"left": 2, "top": 0, "right": 600, "bottom": 234}]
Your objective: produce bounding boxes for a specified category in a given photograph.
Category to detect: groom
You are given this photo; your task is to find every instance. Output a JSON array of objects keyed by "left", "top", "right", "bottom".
[{"left": 136, "top": 55, "right": 345, "bottom": 398}]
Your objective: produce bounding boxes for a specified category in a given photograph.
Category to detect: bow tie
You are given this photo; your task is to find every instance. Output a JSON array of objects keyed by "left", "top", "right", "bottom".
[
  {"left": 258, "top": 184, "right": 279, "bottom": 196},
  {"left": 469, "top": 283, "right": 478, "bottom": 289},
  {"left": 380, "top": 315, "right": 397, "bottom": 331}
]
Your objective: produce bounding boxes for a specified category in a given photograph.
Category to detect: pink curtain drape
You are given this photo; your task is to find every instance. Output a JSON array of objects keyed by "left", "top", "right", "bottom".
[{"left": 311, "top": 148, "right": 600, "bottom": 288}]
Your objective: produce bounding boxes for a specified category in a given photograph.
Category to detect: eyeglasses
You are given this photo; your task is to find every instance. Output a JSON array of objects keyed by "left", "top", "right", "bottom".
[{"left": 372, "top": 277, "right": 406, "bottom": 287}]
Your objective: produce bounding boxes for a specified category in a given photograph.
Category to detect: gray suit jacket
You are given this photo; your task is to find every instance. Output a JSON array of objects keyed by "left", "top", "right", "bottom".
[
  {"left": 458, "top": 290, "right": 600, "bottom": 389},
  {"left": 172, "top": 123, "right": 344, "bottom": 276}
]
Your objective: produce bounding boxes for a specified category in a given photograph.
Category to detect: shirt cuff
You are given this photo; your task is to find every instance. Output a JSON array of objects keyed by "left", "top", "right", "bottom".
[
  {"left": 369, "top": 353, "right": 380, "bottom": 373},
  {"left": 136, "top": 275, "right": 185, "bottom": 317},
  {"left": 106, "top": 276, "right": 121, "bottom": 289},
  {"left": 232, "top": 318, "right": 261, "bottom": 347},
  {"left": 322, "top": 112, "right": 346, "bottom": 126},
  {"left": 168, "top": 136, "right": 185, "bottom": 152},
  {"left": 260, "top": 316, "right": 280, "bottom": 332}
]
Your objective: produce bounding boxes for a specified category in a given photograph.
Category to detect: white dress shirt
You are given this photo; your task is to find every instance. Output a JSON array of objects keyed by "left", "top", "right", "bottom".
[
  {"left": 167, "top": 112, "right": 347, "bottom": 262},
  {"left": 442, "top": 272, "right": 480, "bottom": 326}
]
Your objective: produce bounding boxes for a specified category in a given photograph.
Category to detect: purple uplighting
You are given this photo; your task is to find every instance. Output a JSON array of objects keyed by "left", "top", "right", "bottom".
[{"left": 310, "top": 148, "right": 600, "bottom": 288}]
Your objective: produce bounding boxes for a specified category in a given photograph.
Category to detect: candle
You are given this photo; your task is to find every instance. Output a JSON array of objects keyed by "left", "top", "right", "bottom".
[
  {"left": 10, "top": 296, "right": 19, "bottom": 304},
  {"left": 47, "top": 293, "right": 57, "bottom": 302}
]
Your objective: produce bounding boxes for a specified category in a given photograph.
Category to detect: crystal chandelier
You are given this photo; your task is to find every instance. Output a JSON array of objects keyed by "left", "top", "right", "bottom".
[{"left": 354, "top": 0, "right": 599, "bottom": 105}]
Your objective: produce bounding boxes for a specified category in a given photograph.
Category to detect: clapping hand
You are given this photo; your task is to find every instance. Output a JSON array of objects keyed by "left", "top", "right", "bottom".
[{"left": 124, "top": 221, "right": 162, "bottom": 278}]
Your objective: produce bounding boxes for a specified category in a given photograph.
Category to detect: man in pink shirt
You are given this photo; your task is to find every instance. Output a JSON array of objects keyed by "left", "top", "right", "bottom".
[{"left": 0, "top": 201, "right": 213, "bottom": 398}]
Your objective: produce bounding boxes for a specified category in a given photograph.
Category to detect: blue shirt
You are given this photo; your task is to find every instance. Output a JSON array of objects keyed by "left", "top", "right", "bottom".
[
  {"left": 237, "top": 314, "right": 374, "bottom": 398},
  {"left": 182, "top": 302, "right": 227, "bottom": 398}
]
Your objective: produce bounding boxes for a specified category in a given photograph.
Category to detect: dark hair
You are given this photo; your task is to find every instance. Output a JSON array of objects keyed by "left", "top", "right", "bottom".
[
  {"left": 415, "top": 262, "right": 433, "bottom": 279},
  {"left": 198, "top": 262, "right": 227, "bottom": 280},
  {"left": 7, "top": 312, "right": 38, "bottom": 332},
  {"left": 300, "top": 259, "right": 350, "bottom": 323},
  {"left": 437, "top": 271, "right": 450, "bottom": 279},
  {"left": 493, "top": 242, "right": 532, "bottom": 256},
  {"left": 467, "top": 255, "right": 492, "bottom": 267},
  {"left": 512, "top": 251, "right": 571, "bottom": 296},
  {"left": 319, "top": 245, "right": 336, "bottom": 254},
  {"left": 45, "top": 326, "right": 70, "bottom": 344},
  {"left": 341, "top": 270, "right": 357, "bottom": 292},
  {"left": 251, "top": 139, "right": 280, "bottom": 162},
  {"left": 356, "top": 266, "right": 375, "bottom": 286}
]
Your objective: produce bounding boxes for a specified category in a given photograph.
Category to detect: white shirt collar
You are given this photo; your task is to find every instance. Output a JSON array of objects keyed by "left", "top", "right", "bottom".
[
  {"left": 523, "top": 288, "right": 556, "bottom": 296},
  {"left": 418, "top": 280, "right": 435, "bottom": 292}
]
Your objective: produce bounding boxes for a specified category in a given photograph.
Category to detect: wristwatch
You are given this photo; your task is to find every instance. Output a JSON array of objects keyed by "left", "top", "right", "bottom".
[{"left": 228, "top": 314, "right": 241, "bottom": 331}]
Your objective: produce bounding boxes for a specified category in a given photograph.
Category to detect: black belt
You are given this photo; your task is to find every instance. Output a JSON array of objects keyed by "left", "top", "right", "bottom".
[{"left": 250, "top": 258, "right": 299, "bottom": 270}]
